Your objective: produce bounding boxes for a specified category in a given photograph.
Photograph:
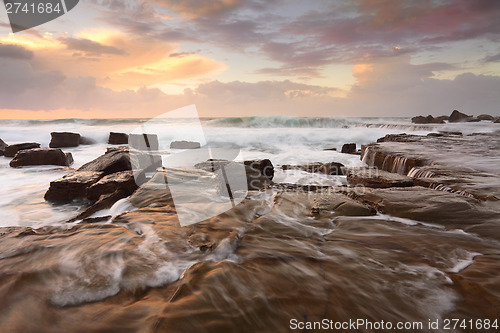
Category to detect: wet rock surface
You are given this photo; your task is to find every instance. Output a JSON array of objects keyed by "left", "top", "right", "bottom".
[
  {"left": 0, "top": 138, "right": 6, "bottom": 156},
  {"left": 4, "top": 142, "right": 41, "bottom": 157},
  {"left": 281, "top": 161, "right": 345, "bottom": 175},
  {"left": 49, "top": 132, "right": 81, "bottom": 148},
  {"left": 108, "top": 132, "right": 129, "bottom": 145},
  {"left": 347, "top": 169, "right": 414, "bottom": 188},
  {"left": 9, "top": 148, "right": 73, "bottom": 168}
]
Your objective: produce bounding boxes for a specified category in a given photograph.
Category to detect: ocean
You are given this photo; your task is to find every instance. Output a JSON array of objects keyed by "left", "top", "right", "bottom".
[{"left": 0, "top": 116, "right": 499, "bottom": 332}]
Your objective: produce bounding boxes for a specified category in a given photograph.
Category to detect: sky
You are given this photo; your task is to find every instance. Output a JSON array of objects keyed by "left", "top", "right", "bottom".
[{"left": 0, "top": 0, "right": 499, "bottom": 119}]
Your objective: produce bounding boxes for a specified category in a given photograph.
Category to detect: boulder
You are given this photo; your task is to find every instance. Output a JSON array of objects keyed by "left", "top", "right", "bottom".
[
  {"left": 9, "top": 148, "right": 73, "bottom": 168},
  {"left": 129, "top": 134, "right": 159, "bottom": 150},
  {"left": 86, "top": 171, "right": 138, "bottom": 201},
  {"left": 4, "top": 143, "right": 41, "bottom": 157},
  {"left": 411, "top": 115, "right": 446, "bottom": 124},
  {"left": 108, "top": 132, "right": 129, "bottom": 145},
  {"left": 495, "top": 118, "right": 500, "bottom": 124},
  {"left": 78, "top": 148, "right": 133, "bottom": 175},
  {"left": 170, "top": 140, "right": 201, "bottom": 149},
  {"left": 0, "top": 138, "right": 6, "bottom": 156},
  {"left": 323, "top": 148, "right": 337, "bottom": 151},
  {"left": 44, "top": 171, "right": 104, "bottom": 202},
  {"left": 281, "top": 162, "right": 345, "bottom": 176},
  {"left": 449, "top": 110, "right": 473, "bottom": 123},
  {"left": 347, "top": 169, "right": 414, "bottom": 188},
  {"left": 341, "top": 143, "right": 357, "bottom": 154},
  {"left": 49, "top": 132, "right": 81, "bottom": 148},
  {"left": 194, "top": 159, "right": 274, "bottom": 190},
  {"left": 477, "top": 114, "right": 494, "bottom": 121}
]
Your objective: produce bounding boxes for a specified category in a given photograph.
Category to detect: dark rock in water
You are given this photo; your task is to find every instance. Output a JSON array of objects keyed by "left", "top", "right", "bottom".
[
  {"left": 129, "top": 134, "right": 159, "bottom": 150},
  {"left": 449, "top": 110, "right": 474, "bottom": 123},
  {"left": 282, "top": 162, "right": 345, "bottom": 176},
  {"left": 194, "top": 159, "right": 274, "bottom": 190},
  {"left": 9, "top": 148, "right": 73, "bottom": 168},
  {"left": 323, "top": 147, "right": 337, "bottom": 151},
  {"left": 347, "top": 169, "right": 414, "bottom": 188},
  {"left": 477, "top": 114, "right": 494, "bottom": 121},
  {"left": 45, "top": 171, "right": 104, "bottom": 202},
  {"left": 170, "top": 140, "right": 201, "bottom": 149},
  {"left": 0, "top": 138, "right": 6, "bottom": 156},
  {"left": 438, "top": 131, "right": 462, "bottom": 136},
  {"left": 49, "top": 132, "right": 81, "bottom": 148},
  {"left": 341, "top": 143, "right": 356, "bottom": 154},
  {"left": 4, "top": 143, "right": 41, "bottom": 157},
  {"left": 411, "top": 115, "right": 445, "bottom": 124},
  {"left": 495, "top": 118, "right": 500, "bottom": 124},
  {"left": 78, "top": 148, "right": 133, "bottom": 175},
  {"left": 108, "top": 132, "right": 129, "bottom": 145},
  {"left": 79, "top": 136, "right": 95, "bottom": 145},
  {"left": 86, "top": 171, "right": 138, "bottom": 201},
  {"left": 244, "top": 159, "right": 274, "bottom": 180}
]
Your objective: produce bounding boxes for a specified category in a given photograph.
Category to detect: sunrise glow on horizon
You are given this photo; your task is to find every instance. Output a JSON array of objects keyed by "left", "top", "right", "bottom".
[{"left": 1, "top": 0, "right": 500, "bottom": 119}]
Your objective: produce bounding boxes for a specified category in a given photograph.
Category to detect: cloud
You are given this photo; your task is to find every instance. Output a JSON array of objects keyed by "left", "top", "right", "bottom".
[
  {"left": 152, "top": 0, "right": 243, "bottom": 18},
  {"left": 58, "top": 37, "right": 127, "bottom": 56},
  {"left": 483, "top": 53, "right": 500, "bottom": 63},
  {"left": 0, "top": 43, "right": 33, "bottom": 59}
]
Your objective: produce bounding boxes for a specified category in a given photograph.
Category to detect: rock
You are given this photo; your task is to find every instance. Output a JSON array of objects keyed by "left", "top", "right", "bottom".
[
  {"left": 323, "top": 148, "right": 337, "bottom": 151},
  {"left": 4, "top": 143, "right": 41, "bottom": 157},
  {"left": 0, "top": 138, "right": 6, "bottom": 156},
  {"left": 45, "top": 171, "right": 104, "bottom": 202},
  {"left": 411, "top": 115, "right": 445, "bottom": 124},
  {"left": 49, "top": 132, "right": 81, "bottom": 148},
  {"left": 129, "top": 134, "right": 159, "bottom": 150},
  {"left": 244, "top": 159, "right": 274, "bottom": 180},
  {"left": 477, "top": 114, "right": 494, "bottom": 121},
  {"left": 195, "top": 159, "right": 275, "bottom": 190},
  {"left": 495, "top": 118, "right": 500, "bottom": 124},
  {"left": 341, "top": 143, "right": 356, "bottom": 154},
  {"left": 78, "top": 148, "right": 131, "bottom": 175},
  {"left": 362, "top": 144, "right": 428, "bottom": 175},
  {"left": 376, "top": 133, "right": 419, "bottom": 143},
  {"left": 170, "top": 140, "right": 201, "bottom": 149},
  {"left": 86, "top": 171, "right": 138, "bottom": 201},
  {"left": 282, "top": 162, "right": 345, "bottom": 176},
  {"left": 9, "top": 148, "right": 73, "bottom": 168},
  {"left": 449, "top": 110, "right": 474, "bottom": 123},
  {"left": 108, "top": 132, "right": 129, "bottom": 145},
  {"left": 71, "top": 189, "right": 130, "bottom": 221},
  {"left": 347, "top": 169, "right": 414, "bottom": 188}
]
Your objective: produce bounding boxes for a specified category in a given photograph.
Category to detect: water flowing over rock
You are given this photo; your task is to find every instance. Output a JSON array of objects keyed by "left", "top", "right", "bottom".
[
  {"left": 4, "top": 142, "right": 40, "bottom": 157},
  {"left": 347, "top": 169, "right": 414, "bottom": 188},
  {"left": 9, "top": 148, "right": 73, "bottom": 168},
  {"left": 50, "top": 132, "right": 81, "bottom": 148}
]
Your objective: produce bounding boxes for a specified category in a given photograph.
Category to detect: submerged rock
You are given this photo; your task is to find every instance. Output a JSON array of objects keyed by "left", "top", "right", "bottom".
[
  {"left": 4, "top": 143, "right": 41, "bottom": 157},
  {"left": 79, "top": 136, "right": 95, "bottom": 145},
  {"left": 49, "top": 132, "right": 81, "bottom": 148},
  {"left": 108, "top": 132, "right": 129, "bottom": 145},
  {"left": 9, "top": 148, "right": 73, "bottom": 168},
  {"left": 170, "top": 140, "right": 201, "bottom": 149}
]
